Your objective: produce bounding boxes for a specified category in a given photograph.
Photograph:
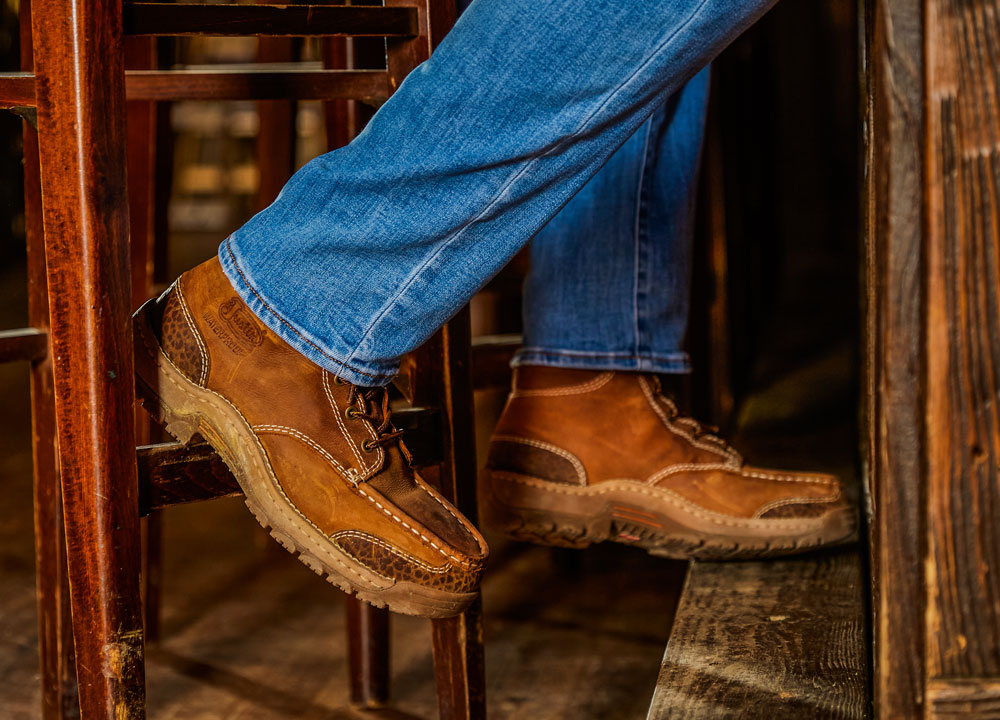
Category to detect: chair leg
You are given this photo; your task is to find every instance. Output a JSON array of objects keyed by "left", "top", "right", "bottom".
[
  {"left": 21, "top": 4, "right": 79, "bottom": 717},
  {"left": 432, "top": 602, "right": 486, "bottom": 720},
  {"left": 432, "top": 309, "right": 486, "bottom": 720},
  {"left": 31, "top": 0, "right": 146, "bottom": 716},
  {"left": 256, "top": 37, "right": 297, "bottom": 212},
  {"left": 24, "top": 74, "right": 81, "bottom": 720},
  {"left": 346, "top": 596, "right": 391, "bottom": 707}
]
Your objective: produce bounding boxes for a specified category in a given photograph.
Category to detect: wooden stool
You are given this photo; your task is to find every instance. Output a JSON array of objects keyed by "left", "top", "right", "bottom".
[{"left": 0, "top": 1, "right": 489, "bottom": 717}]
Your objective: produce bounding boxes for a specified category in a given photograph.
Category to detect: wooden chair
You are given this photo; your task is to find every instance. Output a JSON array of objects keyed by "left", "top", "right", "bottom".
[{"left": 0, "top": 1, "right": 490, "bottom": 717}]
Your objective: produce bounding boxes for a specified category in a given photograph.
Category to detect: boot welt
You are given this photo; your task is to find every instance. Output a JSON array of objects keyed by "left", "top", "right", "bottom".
[
  {"left": 483, "top": 469, "right": 856, "bottom": 561},
  {"left": 133, "top": 299, "right": 477, "bottom": 618}
]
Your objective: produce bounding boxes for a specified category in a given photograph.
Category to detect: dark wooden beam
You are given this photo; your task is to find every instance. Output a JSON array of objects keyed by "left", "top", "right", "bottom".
[
  {"left": 0, "top": 328, "right": 47, "bottom": 363},
  {"left": 123, "top": 3, "right": 418, "bottom": 37},
  {"left": 864, "top": 0, "right": 926, "bottom": 715}
]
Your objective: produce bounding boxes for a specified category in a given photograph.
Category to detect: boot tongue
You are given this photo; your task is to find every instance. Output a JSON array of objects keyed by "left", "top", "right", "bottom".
[
  {"left": 364, "top": 442, "right": 482, "bottom": 557},
  {"left": 365, "top": 443, "right": 415, "bottom": 498}
]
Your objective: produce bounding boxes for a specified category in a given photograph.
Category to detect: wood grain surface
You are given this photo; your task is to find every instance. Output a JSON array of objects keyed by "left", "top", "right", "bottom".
[
  {"left": 647, "top": 550, "right": 868, "bottom": 719},
  {"left": 863, "top": 0, "right": 927, "bottom": 716},
  {"left": 122, "top": 3, "right": 418, "bottom": 37},
  {"left": 30, "top": 0, "right": 146, "bottom": 714},
  {"left": 924, "top": 0, "right": 1000, "bottom": 691}
]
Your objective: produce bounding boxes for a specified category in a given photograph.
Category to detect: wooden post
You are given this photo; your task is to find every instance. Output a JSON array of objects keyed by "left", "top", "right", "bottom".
[
  {"left": 21, "top": 1, "right": 80, "bottom": 716},
  {"left": 866, "top": 0, "right": 1000, "bottom": 717},
  {"left": 31, "top": 0, "right": 146, "bottom": 715}
]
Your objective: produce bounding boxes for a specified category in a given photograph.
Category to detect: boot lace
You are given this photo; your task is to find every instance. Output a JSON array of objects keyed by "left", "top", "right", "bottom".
[
  {"left": 648, "top": 375, "right": 729, "bottom": 446},
  {"left": 336, "top": 377, "right": 404, "bottom": 453}
]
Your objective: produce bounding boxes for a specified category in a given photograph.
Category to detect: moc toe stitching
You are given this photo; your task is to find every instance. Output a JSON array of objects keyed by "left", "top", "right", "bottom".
[{"left": 254, "top": 425, "right": 483, "bottom": 568}]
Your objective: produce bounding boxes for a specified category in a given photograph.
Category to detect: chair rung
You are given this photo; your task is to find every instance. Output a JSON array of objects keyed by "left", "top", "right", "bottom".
[
  {"left": 123, "top": 3, "right": 418, "bottom": 37},
  {"left": 137, "top": 441, "right": 240, "bottom": 516},
  {"left": 0, "top": 72, "right": 36, "bottom": 108},
  {"left": 0, "top": 328, "right": 47, "bottom": 363},
  {"left": 125, "top": 68, "right": 389, "bottom": 101}
]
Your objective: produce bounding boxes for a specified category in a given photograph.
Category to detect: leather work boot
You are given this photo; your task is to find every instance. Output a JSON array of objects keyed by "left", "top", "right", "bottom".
[
  {"left": 132, "top": 257, "right": 488, "bottom": 618},
  {"left": 483, "top": 367, "right": 855, "bottom": 559}
]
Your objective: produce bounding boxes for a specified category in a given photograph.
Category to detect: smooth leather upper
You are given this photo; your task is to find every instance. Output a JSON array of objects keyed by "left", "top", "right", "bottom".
[
  {"left": 156, "top": 257, "right": 487, "bottom": 588},
  {"left": 489, "top": 366, "right": 846, "bottom": 521}
]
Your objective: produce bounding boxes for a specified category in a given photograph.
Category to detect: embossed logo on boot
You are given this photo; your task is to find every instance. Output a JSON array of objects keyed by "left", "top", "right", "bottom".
[{"left": 203, "top": 297, "right": 264, "bottom": 355}]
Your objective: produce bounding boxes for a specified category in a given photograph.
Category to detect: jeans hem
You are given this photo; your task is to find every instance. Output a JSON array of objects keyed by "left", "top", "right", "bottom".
[
  {"left": 218, "top": 239, "right": 397, "bottom": 387},
  {"left": 512, "top": 347, "right": 691, "bottom": 374}
]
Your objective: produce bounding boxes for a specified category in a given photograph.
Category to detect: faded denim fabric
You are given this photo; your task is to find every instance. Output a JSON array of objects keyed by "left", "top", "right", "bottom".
[
  {"left": 517, "top": 68, "right": 709, "bottom": 374},
  {"left": 220, "top": 0, "right": 775, "bottom": 386}
]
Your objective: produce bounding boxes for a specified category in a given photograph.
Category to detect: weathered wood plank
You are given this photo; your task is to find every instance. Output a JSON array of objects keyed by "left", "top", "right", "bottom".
[
  {"left": 647, "top": 550, "right": 868, "bottom": 719},
  {"left": 863, "top": 0, "right": 927, "bottom": 715},
  {"left": 928, "top": 679, "right": 1000, "bottom": 720},
  {"left": 924, "top": 0, "right": 1000, "bottom": 688}
]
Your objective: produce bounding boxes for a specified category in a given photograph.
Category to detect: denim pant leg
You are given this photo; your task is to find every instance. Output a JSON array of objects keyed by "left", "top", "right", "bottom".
[
  {"left": 515, "top": 67, "right": 710, "bottom": 374},
  {"left": 221, "top": 0, "right": 775, "bottom": 386}
]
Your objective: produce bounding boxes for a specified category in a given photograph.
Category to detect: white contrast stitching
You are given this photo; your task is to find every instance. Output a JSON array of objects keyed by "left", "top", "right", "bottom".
[
  {"left": 491, "top": 434, "right": 587, "bottom": 485},
  {"left": 144, "top": 317, "right": 481, "bottom": 569},
  {"left": 251, "top": 424, "right": 475, "bottom": 565},
  {"left": 490, "top": 472, "right": 824, "bottom": 530},
  {"left": 174, "top": 281, "right": 209, "bottom": 387},
  {"left": 511, "top": 371, "right": 614, "bottom": 397},
  {"left": 323, "top": 371, "right": 371, "bottom": 474},
  {"left": 752, "top": 490, "right": 841, "bottom": 519},
  {"left": 333, "top": 530, "right": 453, "bottom": 574},
  {"left": 639, "top": 377, "right": 740, "bottom": 464},
  {"left": 141, "top": 330, "right": 377, "bottom": 585}
]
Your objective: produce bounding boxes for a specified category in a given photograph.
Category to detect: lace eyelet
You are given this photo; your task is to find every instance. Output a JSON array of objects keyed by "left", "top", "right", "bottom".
[
  {"left": 333, "top": 376, "right": 345, "bottom": 385},
  {"left": 361, "top": 439, "right": 375, "bottom": 453},
  {"left": 344, "top": 406, "right": 358, "bottom": 420}
]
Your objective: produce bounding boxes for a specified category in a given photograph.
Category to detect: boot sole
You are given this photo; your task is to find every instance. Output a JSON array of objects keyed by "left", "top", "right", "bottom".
[
  {"left": 482, "top": 469, "right": 856, "bottom": 560},
  {"left": 133, "top": 299, "right": 477, "bottom": 618}
]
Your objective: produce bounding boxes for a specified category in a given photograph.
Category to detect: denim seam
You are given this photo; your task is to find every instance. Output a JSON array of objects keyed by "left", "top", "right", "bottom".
[
  {"left": 517, "top": 346, "right": 689, "bottom": 360},
  {"left": 223, "top": 238, "right": 392, "bottom": 381},
  {"left": 344, "top": 0, "right": 714, "bottom": 367},
  {"left": 632, "top": 120, "right": 652, "bottom": 361}
]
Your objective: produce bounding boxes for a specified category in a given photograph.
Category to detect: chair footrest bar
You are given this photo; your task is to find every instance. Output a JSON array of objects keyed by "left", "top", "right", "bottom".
[
  {"left": 125, "top": 68, "right": 389, "bottom": 101},
  {"left": 0, "top": 72, "right": 36, "bottom": 108},
  {"left": 0, "top": 328, "right": 48, "bottom": 363},
  {"left": 123, "top": 3, "right": 418, "bottom": 38}
]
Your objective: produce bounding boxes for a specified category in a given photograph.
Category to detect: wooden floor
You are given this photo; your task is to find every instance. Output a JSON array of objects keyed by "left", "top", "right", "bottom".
[{"left": 0, "top": 241, "right": 865, "bottom": 718}]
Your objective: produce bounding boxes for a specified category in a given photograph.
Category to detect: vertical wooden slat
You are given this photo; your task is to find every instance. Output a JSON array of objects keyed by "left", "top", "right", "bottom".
[
  {"left": 256, "top": 37, "right": 297, "bottom": 211},
  {"left": 864, "top": 0, "right": 926, "bottom": 717},
  {"left": 31, "top": 0, "right": 146, "bottom": 715},
  {"left": 345, "top": 596, "right": 391, "bottom": 706},
  {"left": 22, "top": 1, "right": 81, "bottom": 716},
  {"left": 124, "top": 34, "right": 164, "bottom": 645},
  {"left": 924, "top": 0, "right": 1000, "bottom": 712}
]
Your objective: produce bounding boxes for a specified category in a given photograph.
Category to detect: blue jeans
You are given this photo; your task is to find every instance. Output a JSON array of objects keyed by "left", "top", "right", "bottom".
[{"left": 220, "top": 0, "right": 775, "bottom": 386}]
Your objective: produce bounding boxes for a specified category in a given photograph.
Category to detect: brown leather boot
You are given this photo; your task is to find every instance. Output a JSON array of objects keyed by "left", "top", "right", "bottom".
[
  {"left": 483, "top": 366, "right": 855, "bottom": 559},
  {"left": 133, "top": 257, "right": 487, "bottom": 617}
]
